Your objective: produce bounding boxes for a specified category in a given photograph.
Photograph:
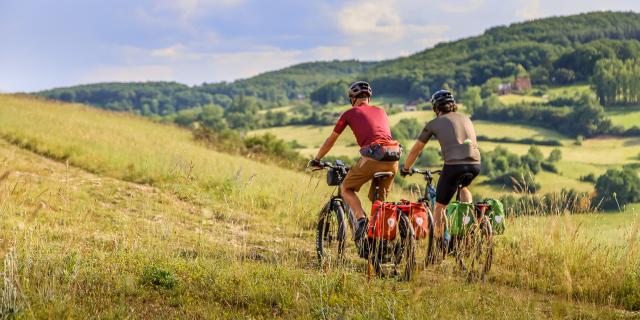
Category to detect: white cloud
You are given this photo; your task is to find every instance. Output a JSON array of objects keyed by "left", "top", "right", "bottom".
[
  {"left": 516, "top": 0, "right": 542, "bottom": 20},
  {"left": 338, "top": 1, "right": 404, "bottom": 41}
]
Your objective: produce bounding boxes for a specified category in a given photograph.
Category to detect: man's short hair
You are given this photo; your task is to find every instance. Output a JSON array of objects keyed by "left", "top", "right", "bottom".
[{"left": 354, "top": 93, "right": 370, "bottom": 100}]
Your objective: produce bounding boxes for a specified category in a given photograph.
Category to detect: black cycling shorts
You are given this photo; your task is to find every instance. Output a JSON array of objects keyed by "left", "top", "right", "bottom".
[{"left": 436, "top": 164, "right": 481, "bottom": 205}]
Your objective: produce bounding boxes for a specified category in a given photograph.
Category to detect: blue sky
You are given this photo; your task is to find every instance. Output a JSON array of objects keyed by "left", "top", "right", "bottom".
[{"left": 1, "top": 0, "right": 639, "bottom": 92}]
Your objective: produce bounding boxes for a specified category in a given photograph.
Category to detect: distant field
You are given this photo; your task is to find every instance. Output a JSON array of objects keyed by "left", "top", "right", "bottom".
[
  {"left": 546, "top": 84, "right": 593, "bottom": 98},
  {"left": 251, "top": 114, "right": 640, "bottom": 195},
  {"left": 606, "top": 105, "right": 640, "bottom": 129},
  {"left": 498, "top": 94, "right": 546, "bottom": 105}
]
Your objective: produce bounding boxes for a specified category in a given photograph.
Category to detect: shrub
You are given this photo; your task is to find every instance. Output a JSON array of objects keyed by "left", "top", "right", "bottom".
[
  {"left": 140, "top": 265, "right": 179, "bottom": 290},
  {"left": 541, "top": 161, "right": 559, "bottom": 173},
  {"left": 594, "top": 168, "right": 640, "bottom": 210},
  {"left": 580, "top": 173, "right": 597, "bottom": 183},
  {"left": 193, "top": 127, "right": 305, "bottom": 169},
  {"left": 547, "top": 148, "right": 562, "bottom": 162},
  {"left": 475, "top": 135, "right": 562, "bottom": 146}
]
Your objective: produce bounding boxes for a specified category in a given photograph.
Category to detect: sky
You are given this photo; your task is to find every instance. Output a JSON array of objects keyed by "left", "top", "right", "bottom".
[{"left": 1, "top": 0, "right": 639, "bottom": 92}]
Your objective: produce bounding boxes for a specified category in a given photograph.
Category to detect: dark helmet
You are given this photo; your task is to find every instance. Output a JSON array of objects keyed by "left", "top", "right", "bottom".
[
  {"left": 430, "top": 89, "right": 455, "bottom": 110},
  {"left": 347, "top": 81, "right": 372, "bottom": 99}
]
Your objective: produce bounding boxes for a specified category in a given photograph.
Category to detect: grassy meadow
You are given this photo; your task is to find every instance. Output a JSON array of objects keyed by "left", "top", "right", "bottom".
[{"left": 0, "top": 94, "right": 639, "bottom": 318}]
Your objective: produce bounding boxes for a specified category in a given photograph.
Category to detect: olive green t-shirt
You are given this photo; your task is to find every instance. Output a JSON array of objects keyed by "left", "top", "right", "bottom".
[{"left": 417, "top": 112, "right": 481, "bottom": 165}]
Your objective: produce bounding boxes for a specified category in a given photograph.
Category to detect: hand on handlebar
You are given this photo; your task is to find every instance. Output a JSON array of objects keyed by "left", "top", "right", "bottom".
[
  {"left": 400, "top": 166, "right": 414, "bottom": 177},
  {"left": 307, "top": 159, "right": 322, "bottom": 168}
]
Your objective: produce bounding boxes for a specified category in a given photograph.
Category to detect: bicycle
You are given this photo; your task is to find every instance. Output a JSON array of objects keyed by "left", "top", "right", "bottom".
[
  {"left": 407, "top": 168, "right": 494, "bottom": 281},
  {"left": 313, "top": 160, "right": 356, "bottom": 267},
  {"left": 366, "top": 172, "right": 417, "bottom": 281},
  {"left": 312, "top": 161, "right": 418, "bottom": 281}
]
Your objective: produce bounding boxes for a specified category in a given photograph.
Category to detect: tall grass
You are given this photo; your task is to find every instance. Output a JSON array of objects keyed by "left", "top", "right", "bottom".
[{"left": 0, "top": 94, "right": 637, "bottom": 317}]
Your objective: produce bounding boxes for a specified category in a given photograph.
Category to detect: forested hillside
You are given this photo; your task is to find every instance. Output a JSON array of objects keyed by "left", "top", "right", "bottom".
[
  {"left": 37, "top": 60, "right": 376, "bottom": 115},
  {"left": 36, "top": 11, "right": 640, "bottom": 131}
]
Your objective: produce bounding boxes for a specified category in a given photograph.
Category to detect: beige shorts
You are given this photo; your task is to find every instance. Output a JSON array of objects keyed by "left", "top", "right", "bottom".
[{"left": 342, "top": 157, "right": 398, "bottom": 202}]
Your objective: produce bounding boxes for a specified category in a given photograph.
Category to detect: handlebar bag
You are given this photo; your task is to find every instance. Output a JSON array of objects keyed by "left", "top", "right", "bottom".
[
  {"left": 368, "top": 200, "right": 398, "bottom": 240},
  {"left": 360, "top": 139, "right": 403, "bottom": 162},
  {"left": 326, "top": 168, "right": 341, "bottom": 186}
]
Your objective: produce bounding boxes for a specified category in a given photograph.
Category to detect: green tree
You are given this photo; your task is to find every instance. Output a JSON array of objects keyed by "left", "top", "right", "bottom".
[
  {"left": 595, "top": 168, "right": 640, "bottom": 210},
  {"left": 521, "top": 146, "right": 544, "bottom": 174},
  {"left": 547, "top": 148, "right": 562, "bottom": 162},
  {"left": 460, "top": 86, "right": 482, "bottom": 114},
  {"left": 391, "top": 118, "right": 423, "bottom": 141}
]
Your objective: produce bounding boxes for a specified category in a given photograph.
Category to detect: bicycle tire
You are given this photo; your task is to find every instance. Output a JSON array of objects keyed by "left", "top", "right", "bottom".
[
  {"left": 395, "top": 215, "right": 416, "bottom": 281},
  {"left": 424, "top": 210, "right": 436, "bottom": 266},
  {"left": 455, "top": 215, "right": 493, "bottom": 282},
  {"left": 316, "top": 201, "right": 347, "bottom": 267}
]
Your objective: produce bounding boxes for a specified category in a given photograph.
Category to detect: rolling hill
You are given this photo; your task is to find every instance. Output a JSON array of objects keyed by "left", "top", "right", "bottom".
[{"left": 35, "top": 11, "right": 640, "bottom": 116}]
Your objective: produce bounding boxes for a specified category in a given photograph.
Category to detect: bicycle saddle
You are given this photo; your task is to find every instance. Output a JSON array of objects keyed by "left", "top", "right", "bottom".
[{"left": 373, "top": 172, "right": 394, "bottom": 179}]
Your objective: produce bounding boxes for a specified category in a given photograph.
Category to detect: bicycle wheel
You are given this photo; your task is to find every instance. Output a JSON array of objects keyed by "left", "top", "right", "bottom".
[
  {"left": 424, "top": 210, "right": 436, "bottom": 266},
  {"left": 394, "top": 215, "right": 416, "bottom": 281},
  {"left": 454, "top": 215, "right": 493, "bottom": 282},
  {"left": 316, "top": 201, "right": 347, "bottom": 267}
]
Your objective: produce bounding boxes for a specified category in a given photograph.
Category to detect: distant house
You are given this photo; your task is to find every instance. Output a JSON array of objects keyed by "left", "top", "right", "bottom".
[
  {"left": 404, "top": 100, "right": 419, "bottom": 112},
  {"left": 498, "top": 83, "right": 512, "bottom": 95},
  {"left": 497, "top": 76, "right": 532, "bottom": 95},
  {"left": 513, "top": 76, "right": 532, "bottom": 91}
]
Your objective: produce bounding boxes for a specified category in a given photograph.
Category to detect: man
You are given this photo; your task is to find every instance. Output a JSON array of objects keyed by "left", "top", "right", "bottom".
[
  {"left": 401, "top": 90, "right": 481, "bottom": 241},
  {"left": 310, "top": 81, "right": 399, "bottom": 243}
]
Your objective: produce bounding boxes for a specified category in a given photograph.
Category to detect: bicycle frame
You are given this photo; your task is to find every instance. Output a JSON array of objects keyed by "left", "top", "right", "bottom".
[{"left": 316, "top": 161, "right": 358, "bottom": 237}]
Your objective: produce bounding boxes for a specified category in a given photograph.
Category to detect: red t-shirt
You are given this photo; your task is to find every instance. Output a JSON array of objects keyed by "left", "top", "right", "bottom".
[{"left": 333, "top": 104, "right": 392, "bottom": 147}]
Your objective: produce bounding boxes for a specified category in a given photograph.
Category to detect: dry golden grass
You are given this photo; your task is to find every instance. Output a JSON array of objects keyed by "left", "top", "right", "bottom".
[{"left": 0, "top": 94, "right": 638, "bottom": 318}]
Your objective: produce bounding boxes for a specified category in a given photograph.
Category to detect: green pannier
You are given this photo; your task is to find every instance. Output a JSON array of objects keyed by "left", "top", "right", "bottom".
[
  {"left": 485, "top": 198, "right": 506, "bottom": 235},
  {"left": 446, "top": 202, "right": 474, "bottom": 236}
]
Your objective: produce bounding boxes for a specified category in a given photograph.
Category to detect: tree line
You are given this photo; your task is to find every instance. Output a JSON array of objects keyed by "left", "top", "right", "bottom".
[{"left": 592, "top": 58, "right": 640, "bottom": 106}]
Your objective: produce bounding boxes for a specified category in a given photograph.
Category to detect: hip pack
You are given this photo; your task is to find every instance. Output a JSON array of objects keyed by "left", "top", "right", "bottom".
[{"left": 360, "top": 139, "right": 403, "bottom": 162}]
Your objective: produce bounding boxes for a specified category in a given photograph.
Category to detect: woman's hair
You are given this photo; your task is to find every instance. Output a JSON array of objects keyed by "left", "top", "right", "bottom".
[{"left": 435, "top": 102, "right": 457, "bottom": 114}]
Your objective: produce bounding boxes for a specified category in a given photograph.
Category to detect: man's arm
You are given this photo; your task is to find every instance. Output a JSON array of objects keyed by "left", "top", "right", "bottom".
[
  {"left": 403, "top": 140, "right": 426, "bottom": 171},
  {"left": 314, "top": 132, "right": 340, "bottom": 160}
]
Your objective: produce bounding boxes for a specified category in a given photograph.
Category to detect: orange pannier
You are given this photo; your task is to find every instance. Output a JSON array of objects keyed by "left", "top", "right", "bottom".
[
  {"left": 397, "top": 201, "right": 430, "bottom": 240},
  {"left": 368, "top": 200, "right": 398, "bottom": 240}
]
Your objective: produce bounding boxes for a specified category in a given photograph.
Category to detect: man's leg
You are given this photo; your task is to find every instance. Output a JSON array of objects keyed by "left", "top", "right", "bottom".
[
  {"left": 341, "top": 185, "right": 365, "bottom": 220},
  {"left": 459, "top": 187, "right": 473, "bottom": 203}
]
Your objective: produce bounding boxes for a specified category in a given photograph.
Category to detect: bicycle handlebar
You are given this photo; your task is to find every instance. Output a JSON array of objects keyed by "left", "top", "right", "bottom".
[
  {"left": 310, "top": 161, "right": 349, "bottom": 171},
  {"left": 408, "top": 168, "right": 442, "bottom": 177}
]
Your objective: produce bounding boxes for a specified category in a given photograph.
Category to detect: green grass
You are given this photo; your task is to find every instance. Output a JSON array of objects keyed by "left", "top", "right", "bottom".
[
  {"left": 606, "top": 105, "right": 640, "bottom": 129},
  {"left": 0, "top": 94, "right": 639, "bottom": 317},
  {"left": 498, "top": 94, "right": 546, "bottom": 105},
  {"left": 546, "top": 84, "right": 594, "bottom": 98}
]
